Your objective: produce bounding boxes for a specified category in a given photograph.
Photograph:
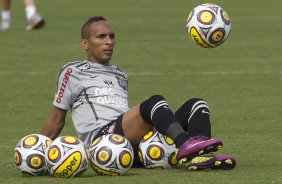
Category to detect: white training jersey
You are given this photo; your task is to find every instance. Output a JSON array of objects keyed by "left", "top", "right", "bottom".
[{"left": 53, "top": 60, "right": 129, "bottom": 145}]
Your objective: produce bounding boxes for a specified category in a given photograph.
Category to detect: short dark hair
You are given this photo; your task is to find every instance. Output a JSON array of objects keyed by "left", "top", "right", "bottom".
[{"left": 81, "top": 16, "right": 107, "bottom": 39}]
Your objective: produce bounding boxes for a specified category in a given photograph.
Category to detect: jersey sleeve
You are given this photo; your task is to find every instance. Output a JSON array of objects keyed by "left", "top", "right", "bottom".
[{"left": 53, "top": 65, "right": 81, "bottom": 110}]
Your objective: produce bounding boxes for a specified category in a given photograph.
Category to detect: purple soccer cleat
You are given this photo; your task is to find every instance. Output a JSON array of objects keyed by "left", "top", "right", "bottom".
[
  {"left": 186, "top": 154, "right": 236, "bottom": 171},
  {"left": 176, "top": 135, "right": 223, "bottom": 163}
]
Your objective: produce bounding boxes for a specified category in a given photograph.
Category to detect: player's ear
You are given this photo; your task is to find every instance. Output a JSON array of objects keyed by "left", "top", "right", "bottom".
[{"left": 80, "top": 39, "right": 88, "bottom": 50}]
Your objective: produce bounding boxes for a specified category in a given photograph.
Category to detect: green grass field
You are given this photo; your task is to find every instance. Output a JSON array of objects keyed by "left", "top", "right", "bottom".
[{"left": 1, "top": 0, "right": 282, "bottom": 183}]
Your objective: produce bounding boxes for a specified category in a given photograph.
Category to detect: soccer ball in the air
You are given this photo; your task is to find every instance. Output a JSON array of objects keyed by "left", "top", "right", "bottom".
[
  {"left": 186, "top": 3, "right": 231, "bottom": 48},
  {"left": 138, "top": 129, "right": 178, "bottom": 169},
  {"left": 89, "top": 134, "right": 134, "bottom": 176},
  {"left": 45, "top": 136, "right": 89, "bottom": 178},
  {"left": 14, "top": 134, "right": 52, "bottom": 176}
]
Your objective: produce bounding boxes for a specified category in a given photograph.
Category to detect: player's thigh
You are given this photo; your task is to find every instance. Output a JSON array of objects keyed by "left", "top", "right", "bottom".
[
  {"left": 122, "top": 104, "right": 152, "bottom": 149},
  {"left": 93, "top": 104, "right": 152, "bottom": 151}
]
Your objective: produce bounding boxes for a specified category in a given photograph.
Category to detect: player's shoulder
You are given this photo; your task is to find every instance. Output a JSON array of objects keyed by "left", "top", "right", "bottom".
[
  {"left": 56, "top": 61, "right": 89, "bottom": 81},
  {"left": 58, "top": 60, "right": 91, "bottom": 73},
  {"left": 60, "top": 61, "right": 87, "bottom": 70}
]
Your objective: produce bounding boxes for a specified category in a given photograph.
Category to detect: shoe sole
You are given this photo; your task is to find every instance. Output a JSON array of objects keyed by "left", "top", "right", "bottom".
[
  {"left": 26, "top": 19, "right": 45, "bottom": 31},
  {"left": 187, "top": 157, "right": 236, "bottom": 171},
  {"left": 34, "top": 19, "right": 45, "bottom": 29},
  {"left": 179, "top": 143, "right": 222, "bottom": 164}
]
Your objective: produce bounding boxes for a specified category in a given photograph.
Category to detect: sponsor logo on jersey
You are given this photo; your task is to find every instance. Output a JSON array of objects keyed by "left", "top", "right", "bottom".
[
  {"left": 76, "top": 62, "right": 90, "bottom": 71},
  {"left": 56, "top": 68, "right": 73, "bottom": 103},
  {"left": 73, "top": 98, "right": 84, "bottom": 109},
  {"left": 94, "top": 87, "right": 128, "bottom": 111}
]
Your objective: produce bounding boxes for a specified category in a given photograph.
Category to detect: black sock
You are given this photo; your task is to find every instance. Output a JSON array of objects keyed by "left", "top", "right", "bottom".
[
  {"left": 175, "top": 98, "right": 211, "bottom": 138},
  {"left": 166, "top": 123, "right": 190, "bottom": 147},
  {"left": 140, "top": 95, "right": 190, "bottom": 147}
]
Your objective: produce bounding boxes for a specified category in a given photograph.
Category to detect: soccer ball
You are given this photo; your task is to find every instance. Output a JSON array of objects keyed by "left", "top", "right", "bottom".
[
  {"left": 89, "top": 134, "right": 134, "bottom": 176},
  {"left": 138, "top": 129, "right": 178, "bottom": 169},
  {"left": 186, "top": 3, "right": 231, "bottom": 48},
  {"left": 14, "top": 134, "right": 52, "bottom": 176},
  {"left": 45, "top": 136, "right": 89, "bottom": 178}
]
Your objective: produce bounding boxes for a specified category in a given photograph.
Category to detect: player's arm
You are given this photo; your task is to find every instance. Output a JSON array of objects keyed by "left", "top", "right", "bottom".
[
  {"left": 41, "top": 64, "right": 80, "bottom": 139},
  {"left": 40, "top": 107, "right": 67, "bottom": 140}
]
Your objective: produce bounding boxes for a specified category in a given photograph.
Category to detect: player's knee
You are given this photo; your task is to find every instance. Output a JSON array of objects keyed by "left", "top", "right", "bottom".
[
  {"left": 139, "top": 94, "right": 167, "bottom": 124},
  {"left": 148, "top": 94, "right": 166, "bottom": 103},
  {"left": 186, "top": 98, "right": 210, "bottom": 113},
  {"left": 187, "top": 97, "right": 206, "bottom": 104}
]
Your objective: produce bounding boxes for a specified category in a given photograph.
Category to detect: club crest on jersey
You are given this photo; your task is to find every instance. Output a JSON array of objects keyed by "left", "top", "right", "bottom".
[
  {"left": 76, "top": 62, "right": 90, "bottom": 71},
  {"left": 115, "top": 76, "right": 127, "bottom": 91}
]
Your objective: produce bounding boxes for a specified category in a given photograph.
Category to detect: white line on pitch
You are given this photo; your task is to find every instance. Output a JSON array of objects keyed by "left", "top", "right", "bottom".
[{"left": 127, "top": 71, "right": 278, "bottom": 76}]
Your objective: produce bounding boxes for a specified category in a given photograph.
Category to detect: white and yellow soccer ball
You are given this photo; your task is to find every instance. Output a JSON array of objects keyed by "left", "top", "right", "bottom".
[
  {"left": 186, "top": 3, "right": 231, "bottom": 48},
  {"left": 89, "top": 134, "right": 134, "bottom": 176},
  {"left": 45, "top": 136, "right": 89, "bottom": 178},
  {"left": 14, "top": 134, "right": 52, "bottom": 176},
  {"left": 138, "top": 129, "right": 178, "bottom": 169}
]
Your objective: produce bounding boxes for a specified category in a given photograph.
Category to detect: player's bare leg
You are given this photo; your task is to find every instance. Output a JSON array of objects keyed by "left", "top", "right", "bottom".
[
  {"left": 121, "top": 104, "right": 152, "bottom": 152},
  {"left": 0, "top": 0, "right": 11, "bottom": 30},
  {"left": 174, "top": 98, "right": 236, "bottom": 169},
  {"left": 1, "top": 0, "right": 11, "bottom": 10},
  {"left": 134, "top": 95, "right": 223, "bottom": 163},
  {"left": 24, "top": 0, "right": 45, "bottom": 30}
]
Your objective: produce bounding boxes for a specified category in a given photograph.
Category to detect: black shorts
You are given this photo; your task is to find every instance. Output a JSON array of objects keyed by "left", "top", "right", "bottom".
[
  {"left": 93, "top": 114, "right": 124, "bottom": 141},
  {"left": 93, "top": 114, "right": 143, "bottom": 168}
]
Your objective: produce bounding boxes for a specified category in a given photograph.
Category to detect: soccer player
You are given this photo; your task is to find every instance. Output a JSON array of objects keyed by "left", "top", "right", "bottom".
[
  {"left": 0, "top": 0, "right": 45, "bottom": 31},
  {"left": 40, "top": 16, "right": 236, "bottom": 170}
]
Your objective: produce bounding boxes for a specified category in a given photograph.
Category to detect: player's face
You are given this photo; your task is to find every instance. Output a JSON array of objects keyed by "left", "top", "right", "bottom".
[{"left": 81, "top": 20, "right": 115, "bottom": 65}]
